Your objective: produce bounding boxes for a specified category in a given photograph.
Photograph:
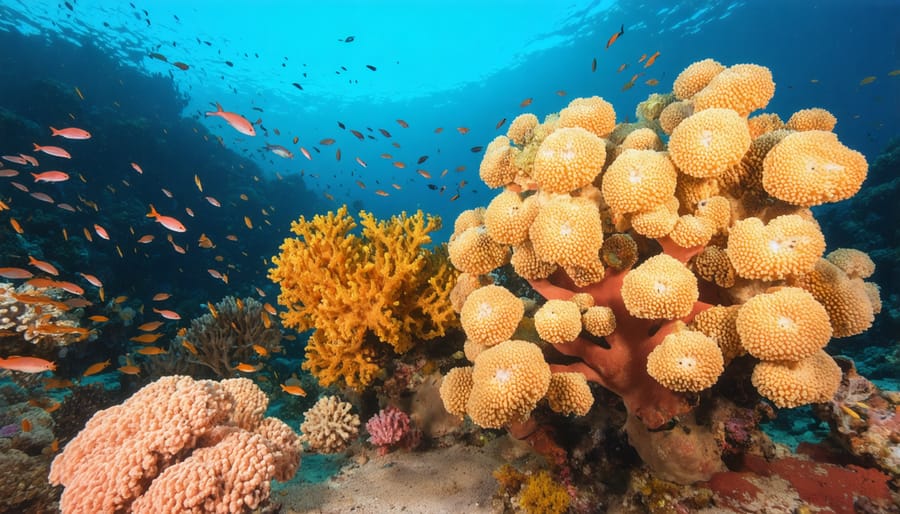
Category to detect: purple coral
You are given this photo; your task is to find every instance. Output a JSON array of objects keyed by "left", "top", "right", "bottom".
[
  {"left": 366, "top": 406, "right": 418, "bottom": 455},
  {"left": 0, "top": 423, "right": 19, "bottom": 437}
]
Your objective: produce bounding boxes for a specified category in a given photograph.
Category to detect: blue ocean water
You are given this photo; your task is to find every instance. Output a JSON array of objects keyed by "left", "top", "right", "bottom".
[{"left": 0, "top": 0, "right": 897, "bottom": 403}]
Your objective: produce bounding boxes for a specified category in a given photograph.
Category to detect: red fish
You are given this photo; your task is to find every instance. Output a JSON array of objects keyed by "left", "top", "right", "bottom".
[
  {"left": 50, "top": 126, "right": 92, "bottom": 140},
  {"left": 0, "top": 267, "right": 33, "bottom": 279},
  {"left": 78, "top": 272, "right": 103, "bottom": 288},
  {"left": 205, "top": 103, "right": 256, "bottom": 136},
  {"left": 32, "top": 171, "right": 69, "bottom": 182},
  {"left": 130, "top": 162, "right": 144, "bottom": 174},
  {"left": 153, "top": 307, "right": 181, "bottom": 320},
  {"left": 93, "top": 224, "right": 110, "bottom": 240},
  {"left": 0, "top": 356, "right": 56, "bottom": 373},
  {"left": 147, "top": 204, "right": 187, "bottom": 232},
  {"left": 28, "top": 255, "right": 59, "bottom": 275},
  {"left": 32, "top": 143, "right": 71, "bottom": 159},
  {"left": 606, "top": 24, "right": 624, "bottom": 48}
]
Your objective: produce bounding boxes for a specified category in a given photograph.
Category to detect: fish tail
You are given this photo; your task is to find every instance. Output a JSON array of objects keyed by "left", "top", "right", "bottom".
[
  {"left": 147, "top": 204, "right": 158, "bottom": 218},
  {"left": 31, "top": 172, "right": 39, "bottom": 180},
  {"left": 50, "top": 126, "right": 59, "bottom": 135},
  {"left": 32, "top": 143, "right": 40, "bottom": 151}
]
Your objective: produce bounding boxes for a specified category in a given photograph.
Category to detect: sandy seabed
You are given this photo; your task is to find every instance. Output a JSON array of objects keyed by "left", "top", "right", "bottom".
[{"left": 276, "top": 438, "right": 527, "bottom": 514}]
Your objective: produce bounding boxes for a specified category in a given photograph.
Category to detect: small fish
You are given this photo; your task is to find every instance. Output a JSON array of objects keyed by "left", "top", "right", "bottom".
[
  {"left": 131, "top": 333, "right": 164, "bottom": 343},
  {"left": 2, "top": 155, "right": 27, "bottom": 165},
  {"left": 859, "top": 76, "right": 877, "bottom": 86},
  {"left": 300, "top": 147, "right": 311, "bottom": 160},
  {"left": 606, "top": 23, "right": 624, "bottom": 48},
  {"left": 147, "top": 204, "right": 187, "bottom": 232},
  {"left": 28, "top": 255, "right": 59, "bottom": 275},
  {"left": 205, "top": 196, "right": 221, "bottom": 207},
  {"left": 130, "top": 162, "right": 144, "bottom": 174},
  {"left": 10, "top": 218, "right": 24, "bottom": 234},
  {"left": 556, "top": 90, "right": 567, "bottom": 96},
  {"left": 198, "top": 233, "right": 215, "bottom": 248},
  {"left": 252, "top": 344, "right": 269, "bottom": 357},
  {"left": 374, "top": 189, "right": 389, "bottom": 197},
  {"left": 355, "top": 156, "right": 367, "bottom": 168},
  {"left": 644, "top": 51, "right": 660, "bottom": 68},
  {"left": 181, "top": 340, "right": 199, "bottom": 355},
  {"left": 153, "top": 307, "right": 181, "bottom": 320},
  {"left": 205, "top": 102, "right": 256, "bottom": 136},
  {"left": 161, "top": 188, "right": 173, "bottom": 198},
  {"left": 50, "top": 126, "right": 91, "bottom": 140},
  {"left": 235, "top": 362, "right": 262, "bottom": 373},
  {"left": 261, "top": 310, "right": 272, "bottom": 328},
  {"left": 470, "top": 146, "right": 484, "bottom": 153},
  {"left": 244, "top": 216, "right": 253, "bottom": 229},
  {"left": 393, "top": 161, "right": 406, "bottom": 169},
  {"left": 645, "top": 78, "right": 659, "bottom": 86},
  {"left": 137, "top": 234, "right": 155, "bottom": 243},
  {"left": 207, "top": 300, "right": 219, "bottom": 318},
  {"left": 21, "top": 419, "right": 32, "bottom": 432},
  {"left": 520, "top": 97, "right": 533, "bottom": 108},
  {"left": 32, "top": 143, "right": 71, "bottom": 159},
  {"left": 396, "top": 119, "right": 409, "bottom": 128},
  {"left": 89, "top": 315, "right": 110, "bottom": 322},
  {"left": 592, "top": 57, "right": 597, "bottom": 72},
  {"left": 173, "top": 61, "right": 189, "bottom": 71},
  {"left": 0, "top": 267, "right": 33, "bottom": 279},
  {"left": 152, "top": 292, "right": 172, "bottom": 301},
  {"left": 0, "top": 356, "right": 56, "bottom": 373},
  {"left": 78, "top": 272, "right": 103, "bottom": 287},
  {"left": 280, "top": 383, "right": 307, "bottom": 396},
  {"left": 136, "top": 346, "right": 167, "bottom": 355},
  {"left": 617, "top": 63, "right": 628, "bottom": 73},
  {"left": 194, "top": 174, "right": 203, "bottom": 192},
  {"left": 31, "top": 192, "right": 55, "bottom": 203},
  {"left": 118, "top": 365, "right": 141, "bottom": 375},
  {"left": 263, "top": 303, "right": 277, "bottom": 315},
  {"left": 266, "top": 143, "right": 294, "bottom": 159},
  {"left": 0, "top": 169, "right": 20, "bottom": 177},
  {"left": 74, "top": 86, "right": 84, "bottom": 100},
  {"left": 366, "top": 64, "right": 376, "bottom": 71},
  {"left": 417, "top": 169, "right": 432, "bottom": 179},
  {"left": 94, "top": 224, "right": 110, "bottom": 240},
  {"left": 83, "top": 359, "right": 111, "bottom": 376},
  {"left": 138, "top": 321, "right": 164, "bottom": 331}
]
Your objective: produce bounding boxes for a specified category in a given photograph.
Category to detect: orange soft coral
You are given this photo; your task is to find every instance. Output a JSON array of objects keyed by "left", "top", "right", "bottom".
[{"left": 269, "top": 206, "right": 459, "bottom": 390}]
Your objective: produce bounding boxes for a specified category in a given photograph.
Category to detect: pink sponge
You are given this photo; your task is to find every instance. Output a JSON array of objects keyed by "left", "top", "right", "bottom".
[{"left": 365, "top": 406, "right": 419, "bottom": 455}]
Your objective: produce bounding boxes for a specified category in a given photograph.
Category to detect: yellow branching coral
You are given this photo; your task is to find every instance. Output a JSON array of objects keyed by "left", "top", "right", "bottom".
[{"left": 270, "top": 205, "right": 459, "bottom": 390}]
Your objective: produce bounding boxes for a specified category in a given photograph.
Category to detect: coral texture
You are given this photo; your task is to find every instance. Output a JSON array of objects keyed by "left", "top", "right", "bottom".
[
  {"left": 365, "top": 405, "right": 418, "bottom": 456},
  {"left": 48, "top": 376, "right": 300, "bottom": 514},
  {"left": 269, "top": 206, "right": 459, "bottom": 390},
  {"left": 299, "top": 395, "right": 360, "bottom": 454}
]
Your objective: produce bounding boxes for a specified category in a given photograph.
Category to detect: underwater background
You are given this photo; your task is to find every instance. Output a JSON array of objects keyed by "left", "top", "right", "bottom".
[{"left": 0, "top": 0, "right": 898, "bottom": 513}]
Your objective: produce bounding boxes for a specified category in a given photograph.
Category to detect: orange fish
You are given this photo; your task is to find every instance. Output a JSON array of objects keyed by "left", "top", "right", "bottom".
[
  {"left": 617, "top": 63, "right": 628, "bottom": 73},
  {"left": 33, "top": 143, "right": 71, "bottom": 159},
  {"left": 32, "top": 170, "right": 70, "bottom": 182},
  {"left": 645, "top": 78, "right": 659, "bottom": 86},
  {"left": 93, "top": 224, "right": 110, "bottom": 240},
  {"left": 319, "top": 138, "right": 336, "bottom": 145},
  {"left": 396, "top": 119, "right": 409, "bottom": 128},
  {"left": 21, "top": 419, "right": 32, "bottom": 432},
  {"left": 392, "top": 161, "right": 406, "bottom": 169},
  {"left": 9, "top": 218, "right": 24, "bottom": 234},
  {"left": 520, "top": 97, "right": 533, "bottom": 108},
  {"left": 495, "top": 117, "right": 507, "bottom": 129},
  {"left": 152, "top": 292, "right": 172, "bottom": 301},
  {"left": 43, "top": 377, "right": 74, "bottom": 390},
  {"left": 0, "top": 267, "right": 33, "bottom": 279},
  {"left": 280, "top": 383, "right": 307, "bottom": 397},
  {"left": 55, "top": 281, "right": 84, "bottom": 295},
  {"left": 83, "top": 360, "right": 111, "bottom": 376},
  {"left": 118, "top": 365, "right": 141, "bottom": 375},
  {"left": 138, "top": 321, "right": 164, "bottom": 331},
  {"left": 198, "top": 233, "right": 215, "bottom": 248},
  {"left": 606, "top": 24, "right": 624, "bottom": 48},
  {"left": 28, "top": 255, "right": 59, "bottom": 275},
  {"left": 0, "top": 356, "right": 56, "bottom": 373},
  {"left": 456, "top": 127, "right": 469, "bottom": 134},
  {"left": 147, "top": 204, "right": 186, "bottom": 232},
  {"left": 89, "top": 315, "right": 109, "bottom": 322},
  {"left": 137, "top": 234, "right": 155, "bottom": 243},
  {"left": 78, "top": 272, "right": 103, "bottom": 287},
  {"left": 244, "top": 216, "right": 253, "bottom": 229},
  {"left": 136, "top": 346, "right": 167, "bottom": 355},
  {"left": 252, "top": 344, "right": 269, "bottom": 357},
  {"left": 235, "top": 362, "right": 262, "bottom": 373},
  {"left": 204, "top": 196, "right": 221, "bottom": 207},
  {"left": 130, "top": 162, "right": 144, "bottom": 174},
  {"left": 181, "top": 340, "right": 199, "bottom": 355},
  {"left": 417, "top": 169, "right": 432, "bottom": 179},
  {"left": 205, "top": 102, "right": 256, "bottom": 136},
  {"left": 374, "top": 189, "right": 389, "bottom": 197},
  {"left": 644, "top": 51, "right": 660, "bottom": 68},
  {"left": 50, "top": 126, "right": 91, "bottom": 140},
  {"left": 153, "top": 307, "right": 181, "bottom": 320},
  {"left": 130, "top": 333, "right": 164, "bottom": 344}
]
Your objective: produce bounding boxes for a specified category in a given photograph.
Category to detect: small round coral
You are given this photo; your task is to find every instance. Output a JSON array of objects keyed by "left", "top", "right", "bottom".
[
  {"left": 582, "top": 305, "right": 616, "bottom": 337},
  {"left": 452, "top": 208, "right": 484, "bottom": 235},
  {"left": 439, "top": 366, "right": 475, "bottom": 418},
  {"left": 466, "top": 340, "right": 551, "bottom": 428},
  {"left": 825, "top": 248, "right": 875, "bottom": 280},
  {"left": 618, "top": 127, "right": 664, "bottom": 153},
  {"left": 484, "top": 190, "right": 539, "bottom": 245},
  {"left": 668, "top": 108, "right": 752, "bottom": 178},
  {"left": 510, "top": 241, "right": 558, "bottom": 279},
  {"left": 725, "top": 214, "right": 825, "bottom": 280},
  {"left": 298, "top": 395, "right": 360, "bottom": 454},
  {"left": 507, "top": 113, "right": 539, "bottom": 146},
  {"left": 751, "top": 350, "right": 842, "bottom": 408},
  {"left": 692, "top": 63, "right": 775, "bottom": 117},
  {"left": 747, "top": 113, "right": 785, "bottom": 139},
  {"left": 785, "top": 108, "right": 837, "bottom": 132},
  {"left": 447, "top": 225, "right": 509, "bottom": 274},
  {"left": 630, "top": 199, "right": 679, "bottom": 238},
  {"left": 546, "top": 372, "right": 594, "bottom": 416},
  {"left": 669, "top": 214, "right": 716, "bottom": 248},
  {"left": 647, "top": 329, "right": 724, "bottom": 392},
  {"left": 601, "top": 233, "right": 639, "bottom": 270},
  {"left": 479, "top": 136, "right": 519, "bottom": 188},
  {"left": 530, "top": 195, "right": 603, "bottom": 268},
  {"left": 556, "top": 96, "right": 617, "bottom": 138},
  {"left": 762, "top": 130, "right": 868, "bottom": 207},
  {"left": 788, "top": 258, "right": 876, "bottom": 338},
  {"left": 690, "top": 305, "right": 743, "bottom": 362},
  {"left": 532, "top": 127, "right": 607, "bottom": 193},
  {"left": 601, "top": 149, "right": 678, "bottom": 215},
  {"left": 621, "top": 254, "right": 699, "bottom": 319},
  {"left": 534, "top": 299, "right": 583, "bottom": 344},
  {"left": 460, "top": 285, "right": 524, "bottom": 347},
  {"left": 673, "top": 58, "right": 726, "bottom": 100},
  {"left": 659, "top": 100, "right": 694, "bottom": 135},
  {"left": 735, "top": 287, "right": 832, "bottom": 361}
]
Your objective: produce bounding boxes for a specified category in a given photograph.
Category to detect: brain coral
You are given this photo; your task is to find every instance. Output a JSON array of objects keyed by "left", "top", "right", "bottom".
[
  {"left": 466, "top": 340, "right": 551, "bottom": 428},
  {"left": 556, "top": 96, "right": 617, "bottom": 137},
  {"left": 725, "top": 214, "right": 825, "bottom": 280},
  {"left": 647, "top": 328, "right": 724, "bottom": 392},
  {"left": 460, "top": 284, "right": 524, "bottom": 347},
  {"left": 668, "top": 108, "right": 752, "bottom": 178},
  {"left": 735, "top": 287, "right": 832, "bottom": 361},
  {"left": 532, "top": 127, "right": 607, "bottom": 193},
  {"left": 621, "top": 254, "right": 699, "bottom": 319},
  {"left": 692, "top": 63, "right": 775, "bottom": 117},
  {"left": 762, "top": 130, "right": 868, "bottom": 206},
  {"left": 601, "top": 149, "right": 678, "bottom": 216}
]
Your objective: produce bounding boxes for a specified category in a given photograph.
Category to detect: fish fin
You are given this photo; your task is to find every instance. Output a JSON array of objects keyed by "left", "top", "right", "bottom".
[
  {"left": 32, "top": 143, "right": 40, "bottom": 151},
  {"left": 50, "top": 126, "right": 58, "bottom": 135},
  {"left": 147, "top": 204, "right": 158, "bottom": 218}
]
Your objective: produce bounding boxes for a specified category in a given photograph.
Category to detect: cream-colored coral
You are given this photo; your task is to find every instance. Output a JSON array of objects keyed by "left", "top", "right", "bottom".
[
  {"left": 630, "top": 199, "right": 680, "bottom": 239},
  {"left": 621, "top": 254, "right": 699, "bottom": 319},
  {"left": 785, "top": 108, "right": 837, "bottom": 132},
  {"left": 618, "top": 127, "right": 664, "bottom": 154},
  {"left": 453, "top": 208, "right": 485, "bottom": 236},
  {"left": 546, "top": 372, "right": 594, "bottom": 416},
  {"left": 751, "top": 350, "right": 842, "bottom": 408},
  {"left": 747, "top": 113, "right": 785, "bottom": 139},
  {"left": 510, "top": 241, "right": 558, "bottom": 279},
  {"left": 669, "top": 214, "right": 716, "bottom": 248},
  {"left": 530, "top": 195, "right": 604, "bottom": 268},
  {"left": 690, "top": 305, "right": 743, "bottom": 362},
  {"left": 466, "top": 340, "right": 551, "bottom": 428},
  {"left": 647, "top": 328, "right": 724, "bottom": 392},
  {"left": 564, "top": 259, "right": 607, "bottom": 288},
  {"left": 440, "top": 366, "right": 474, "bottom": 417},
  {"left": 725, "top": 215, "right": 825, "bottom": 280},
  {"left": 582, "top": 306, "right": 616, "bottom": 337},
  {"left": 507, "top": 113, "right": 539, "bottom": 146},
  {"left": 788, "top": 258, "right": 876, "bottom": 338},
  {"left": 692, "top": 245, "right": 736, "bottom": 288},
  {"left": 479, "top": 136, "right": 519, "bottom": 188},
  {"left": 534, "top": 299, "right": 582, "bottom": 344},
  {"left": 299, "top": 396, "right": 360, "bottom": 454},
  {"left": 668, "top": 108, "right": 752, "bottom": 178},
  {"left": 448, "top": 225, "right": 510, "bottom": 274},
  {"left": 484, "top": 190, "right": 539, "bottom": 245},
  {"left": 532, "top": 127, "right": 607, "bottom": 193},
  {"left": 569, "top": 292, "right": 594, "bottom": 311},
  {"left": 825, "top": 248, "right": 875, "bottom": 279},
  {"left": 600, "top": 233, "right": 638, "bottom": 270},
  {"left": 736, "top": 287, "right": 832, "bottom": 361},
  {"left": 556, "top": 96, "right": 617, "bottom": 138},
  {"left": 460, "top": 285, "right": 524, "bottom": 347},
  {"left": 449, "top": 272, "right": 488, "bottom": 313},
  {"left": 695, "top": 196, "right": 731, "bottom": 231},
  {"left": 762, "top": 130, "right": 867, "bottom": 206},
  {"left": 673, "top": 58, "right": 725, "bottom": 100},
  {"left": 219, "top": 377, "right": 269, "bottom": 430},
  {"left": 659, "top": 100, "right": 694, "bottom": 135},
  {"left": 692, "top": 63, "right": 775, "bottom": 117},
  {"left": 602, "top": 149, "right": 678, "bottom": 216}
]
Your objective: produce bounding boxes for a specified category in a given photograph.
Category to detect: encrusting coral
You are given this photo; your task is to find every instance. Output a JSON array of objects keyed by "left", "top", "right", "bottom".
[
  {"left": 440, "top": 57, "right": 882, "bottom": 484},
  {"left": 48, "top": 375, "right": 301, "bottom": 514},
  {"left": 269, "top": 206, "right": 459, "bottom": 390}
]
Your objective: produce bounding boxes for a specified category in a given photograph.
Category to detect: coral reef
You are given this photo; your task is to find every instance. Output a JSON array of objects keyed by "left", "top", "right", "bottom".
[
  {"left": 298, "top": 395, "right": 361, "bottom": 454},
  {"left": 440, "top": 58, "right": 884, "bottom": 486},
  {"left": 365, "top": 405, "right": 420, "bottom": 455},
  {"left": 269, "top": 205, "right": 459, "bottom": 390},
  {"left": 48, "top": 375, "right": 301, "bottom": 513},
  {"left": 0, "top": 281, "right": 92, "bottom": 349}
]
